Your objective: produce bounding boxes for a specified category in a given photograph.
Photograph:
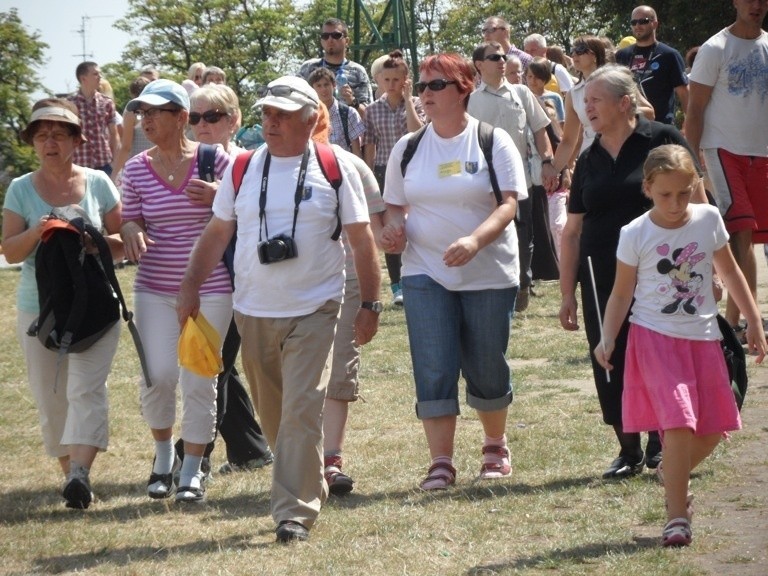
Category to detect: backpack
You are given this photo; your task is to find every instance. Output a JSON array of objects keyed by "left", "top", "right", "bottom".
[
  {"left": 544, "top": 62, "right": 561, "bottom": 94},
  {"left": 27, "top": 206, "right": 152, "bottom": 385},
  {"left": 400, "top": 121, "right": 502, "bottom": 205},
  {"left": 716, "top": 314, "right": 748, "bottom": 411},
  {"left": 337, "top": 101, "right": 352, "bottom": 149}
]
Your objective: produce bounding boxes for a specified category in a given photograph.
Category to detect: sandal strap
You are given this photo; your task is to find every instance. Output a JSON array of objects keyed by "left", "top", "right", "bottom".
[{"left": 426, "top": 462, "right": 456, "bottom": 478}]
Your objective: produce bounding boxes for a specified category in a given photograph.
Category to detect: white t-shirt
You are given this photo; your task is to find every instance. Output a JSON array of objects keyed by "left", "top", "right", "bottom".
[
  {"left": 569, "top": 80, "right": 596, "bottom": 152},
  {"left": 384, "top": 117, "right": 528, "bottom": 291},
  {"left": 213, "top": 145, "right": 369, "bottom": 317},
  {"left": 688, "top": 28, "right": 768, "bottom": 156},
  {"left": 617, "top": 203, "right": 729, "bottom": 340}
]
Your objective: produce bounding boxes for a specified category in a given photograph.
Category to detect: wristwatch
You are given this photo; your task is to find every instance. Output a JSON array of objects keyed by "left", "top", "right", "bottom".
[
  {"left": 541, "top": 158, "right": 554, "bottom": 165},
  {"left": 360, "top": 300, "right": 384, "bottom": 313}
]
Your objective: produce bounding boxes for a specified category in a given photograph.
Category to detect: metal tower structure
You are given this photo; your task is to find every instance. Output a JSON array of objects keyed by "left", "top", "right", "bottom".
[{"left": 336, "top": 0, "right": 419, "bottom": 77}]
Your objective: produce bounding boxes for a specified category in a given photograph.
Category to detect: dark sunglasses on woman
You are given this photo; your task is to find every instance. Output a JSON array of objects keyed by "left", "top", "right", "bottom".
[
  {"left": 571, "top": 44, "right": 590, "bottom": 55},
  {"left": 188, "top": 110, "right": 230, "bottom": 125},
  {"left": 415, "top": 79, "right": 457, "bottom": 93}
]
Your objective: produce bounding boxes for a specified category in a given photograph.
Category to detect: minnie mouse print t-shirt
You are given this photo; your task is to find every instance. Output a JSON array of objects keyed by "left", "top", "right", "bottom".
[{"left": 617, "top": 203, "right": 728, "bottom": 340}]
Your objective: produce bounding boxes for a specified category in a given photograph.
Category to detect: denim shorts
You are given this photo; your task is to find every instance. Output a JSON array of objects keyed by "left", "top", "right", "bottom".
[{"left": 401, "top": 274, "right": 517, "bottom": 419}]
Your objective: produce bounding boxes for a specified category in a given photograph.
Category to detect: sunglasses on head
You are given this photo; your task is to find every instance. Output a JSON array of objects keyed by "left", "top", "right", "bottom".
[
  {"left": 257, "top": 85, "right": 318, "bottom": 104},
  {"left": 415, "top": 79, "right": 457, "bottom": 93},
  {"left": 630, "top": 17, "right": 653, "bottom": 26},
  {"left": 189, "top": 110, "right": 229, "bottom": 125},
  {"left": 320, "top": 31, "right": 345, "bottom": 40},
  {"left": 571, "top": 44, "right": 590, "bottom": 55},
  {"left": 484, "top": 53, "right": 507, "bottom": 62}
]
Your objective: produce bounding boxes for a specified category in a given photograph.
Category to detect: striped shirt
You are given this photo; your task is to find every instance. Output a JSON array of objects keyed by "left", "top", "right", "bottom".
[
  {"left": 68, "top": 91, "right": 116, "bottom": 168},
  {"left": 364, "top": 95, "right": 425, "bottom": 166},
  {"left": 121, "top": 144, "right": 232, "bottom": 295}
]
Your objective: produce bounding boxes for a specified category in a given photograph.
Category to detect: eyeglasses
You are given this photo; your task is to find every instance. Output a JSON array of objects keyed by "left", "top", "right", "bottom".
[
  {"left": 320, "top": 32, "right": 346, "bottom": 40},
  {"left": 571, "top": 45, "right": 590, "bottom": 55},
  {"left": 481, "top": 26, "right": 506, "bottom": 34},
  {"left": 189, "top": 110, "right": 230, "bottom": 125},
  {"left": 257, "top": 85, "right": 318, "bottom": 104},
  {"left": 630, "top": 17, "right": 653, "bottom": 26},
  {"left": 33, "top": 131, "right": 72, "bottom": 143},
  {"left": 415, "top": 79, "right": 457, "bottom": 93},
  {"left": 136, "top": 108, "right": 179, "bottom": 120},
  {"left": 484, "top": 53, "right": 507, "bottom": 62}
]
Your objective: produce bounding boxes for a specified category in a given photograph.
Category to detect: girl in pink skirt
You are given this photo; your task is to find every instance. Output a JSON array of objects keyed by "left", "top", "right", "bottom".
[{"left": 594, "top": 144, "right": 767, "bottom": 548}]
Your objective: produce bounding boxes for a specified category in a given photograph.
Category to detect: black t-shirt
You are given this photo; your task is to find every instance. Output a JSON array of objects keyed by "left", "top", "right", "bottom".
[
  {"left": 569, "top": 116, "right": 695, "bottom": 290},
  {"left": 615, "top": 42, "right": 688, "bottom": 124}
]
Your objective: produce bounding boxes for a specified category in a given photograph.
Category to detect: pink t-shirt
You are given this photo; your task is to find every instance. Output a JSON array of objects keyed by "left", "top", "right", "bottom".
[{"left": 122, "top": 144, "right": 232, "bottom": 295}]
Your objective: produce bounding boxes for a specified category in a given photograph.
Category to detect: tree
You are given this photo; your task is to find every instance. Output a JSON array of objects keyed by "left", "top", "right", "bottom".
[
  {"left": 115, "top": 0, "right": 299, "bottom": 124},
  {"left": 0, "top": 9, "right": 48, "bottom": 203}
]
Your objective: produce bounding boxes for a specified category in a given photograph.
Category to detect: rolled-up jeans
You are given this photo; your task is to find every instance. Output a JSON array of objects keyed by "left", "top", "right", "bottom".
[{"left": 401, "top": 274, "right": 516, "bottom": 419}]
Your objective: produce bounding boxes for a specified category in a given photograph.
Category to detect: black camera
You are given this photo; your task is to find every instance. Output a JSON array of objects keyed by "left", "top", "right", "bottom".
[{"left": 257, "top": 234, "right": 298, "bottom": 264}]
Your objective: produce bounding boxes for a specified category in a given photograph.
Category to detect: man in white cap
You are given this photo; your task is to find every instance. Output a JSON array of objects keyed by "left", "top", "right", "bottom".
[{"left": 177, "top": 76, "right": 381, "bottom": 543}]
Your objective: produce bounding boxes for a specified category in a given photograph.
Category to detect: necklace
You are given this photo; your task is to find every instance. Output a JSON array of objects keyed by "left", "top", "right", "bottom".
[{"left": 157, "top": 151, "right": 186, "bottom": 181}]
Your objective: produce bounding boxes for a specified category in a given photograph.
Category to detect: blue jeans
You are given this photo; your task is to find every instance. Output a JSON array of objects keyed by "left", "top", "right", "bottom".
[{"left": 401, "top": 274, "right": 517, "bottom": 419}]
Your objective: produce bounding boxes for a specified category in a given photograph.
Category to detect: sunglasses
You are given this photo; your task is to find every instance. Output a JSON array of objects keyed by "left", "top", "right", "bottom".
[
  {"left": 320, "top": 32, "right": 346, "bottom": 40},
  {"left": 257, "top": 85, "right": 318, "bottom": 104},
  {"left": 630, "top": 17, "right": 653, "bottom": 26},
  {"left": 484, "top": 53, "right": 507, "bottom": 62},
  {"left": 136, "top": 108, "right": 179, "bottom": 120},
  {"left": 481, "top": 26, "right": 506, "bottom": 34},
  {"left": 571, "top": 45, "right": 590, "bottom": 55},
  {"left": 415, "top": 79, "right": 457, "bottom": 93},
  {"left": 189, "top": 110, "right": 229, "bottom": 125}
]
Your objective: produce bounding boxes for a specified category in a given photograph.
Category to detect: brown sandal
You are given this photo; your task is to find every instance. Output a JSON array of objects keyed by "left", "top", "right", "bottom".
[{"left": 420, "top": 462, "right": 456, "bottom": 491}]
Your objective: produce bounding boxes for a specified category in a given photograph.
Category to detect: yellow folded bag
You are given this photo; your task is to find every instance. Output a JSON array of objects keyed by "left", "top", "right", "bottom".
[{"left": 178, "top": 313, "right": 223, "bottom": 377}]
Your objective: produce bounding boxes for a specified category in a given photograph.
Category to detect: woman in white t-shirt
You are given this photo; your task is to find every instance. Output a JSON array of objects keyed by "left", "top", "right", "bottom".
[{"left": 381, "top": 53, "right": 527, "bottom": 491}]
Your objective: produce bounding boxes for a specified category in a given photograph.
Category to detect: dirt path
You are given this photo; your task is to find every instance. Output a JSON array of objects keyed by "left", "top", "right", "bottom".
[{"left": 692, "top": 255, "right": 768, "bottom": 574}]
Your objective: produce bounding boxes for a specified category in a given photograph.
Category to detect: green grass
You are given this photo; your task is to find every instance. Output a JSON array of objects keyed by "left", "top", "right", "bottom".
[{"left": 0, "top": 267, "right": 755, "bottom": 575}]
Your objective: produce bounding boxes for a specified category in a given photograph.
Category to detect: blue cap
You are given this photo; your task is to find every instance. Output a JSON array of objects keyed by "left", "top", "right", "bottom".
[{"left": 126, "top": 79, "right": 190, "bottom": 112}]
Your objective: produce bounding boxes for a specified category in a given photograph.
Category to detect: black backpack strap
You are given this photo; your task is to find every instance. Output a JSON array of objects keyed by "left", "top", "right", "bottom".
[
  {"left": 197, "top": 143, "right": 218, "bottom": 182},
  {"left": 400, "top": 125, "right": 429, "bottom": 176},
  {"left": 84, "top": 221, "right": 154, "bottom": 388},
  {"left": 338, "top": 102, "right": 352, "bottom": 148},
  {"left": 477, "top": 121, "right": 502, "bottom": 206},
  {"left": 313, "top": 142, "right": 344, "bottom": 241}
]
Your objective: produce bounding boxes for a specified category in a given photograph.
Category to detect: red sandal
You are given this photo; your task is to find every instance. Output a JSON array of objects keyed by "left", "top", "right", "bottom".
[{"left": 420, "top": 462, "right": 456, "bottom": 491}]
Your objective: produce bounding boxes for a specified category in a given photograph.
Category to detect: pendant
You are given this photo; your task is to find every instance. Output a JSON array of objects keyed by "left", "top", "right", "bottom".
[{"left": 168, "top": 174, "right": 175, "bottom": 182}]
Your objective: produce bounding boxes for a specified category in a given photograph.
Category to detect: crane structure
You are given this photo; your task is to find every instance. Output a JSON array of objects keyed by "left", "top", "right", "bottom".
[{"left": 336, "top": 0, "right": 419, "bottom": 76}]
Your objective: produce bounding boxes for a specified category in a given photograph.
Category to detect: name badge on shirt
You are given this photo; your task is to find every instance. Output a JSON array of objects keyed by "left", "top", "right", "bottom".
[{"left": 438, "top": 160, "right": 462, "bottom": 178}]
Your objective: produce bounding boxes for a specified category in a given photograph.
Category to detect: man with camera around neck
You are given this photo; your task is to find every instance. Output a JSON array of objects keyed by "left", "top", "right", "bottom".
[{"left": 177, "top": 75, "right": 381, "bottom": 544}]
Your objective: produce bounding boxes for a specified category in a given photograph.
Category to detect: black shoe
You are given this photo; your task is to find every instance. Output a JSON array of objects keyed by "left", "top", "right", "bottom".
[
  {"left": 63, "top": 476, "right": 93, "bottom": 509},
  {"left": 602, "top": 455, "right": 645, "bottom": 479},
  {"left": 176, "top": 483, "right": 206, "bottom": 504},
  {"left": 275, "top": 520, "right": 309, "bottom": 543},
  {"left": 645, "top": 451, "right": 662, "bottom": 469}
]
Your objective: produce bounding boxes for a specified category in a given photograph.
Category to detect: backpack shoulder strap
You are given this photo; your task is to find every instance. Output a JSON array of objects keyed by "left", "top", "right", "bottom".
[
  {"left": 197, "top": 143, "right": 218, "bottom": 183},
  {"left": 232, "top": 150, "right": 257, "bottom": 195},
  {"left": 337, "top": 101, "right": 352, "bottom": 148},
  {"left": 400, "top": 125, "right": 429, "bottom": 177},
  {"left": 477, "top": 121, "right": 502, "bottom": 206},
  {"left": 314, "top": 142, "right": 343, "bottom": 241},
  {"left": 83, "top": 221, "right": 154, "bottom": 388}
]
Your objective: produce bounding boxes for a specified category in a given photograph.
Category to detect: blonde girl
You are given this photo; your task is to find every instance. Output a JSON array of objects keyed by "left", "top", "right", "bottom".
[{"left": 595, "top": 144, "right": 766, "bottom": 547}]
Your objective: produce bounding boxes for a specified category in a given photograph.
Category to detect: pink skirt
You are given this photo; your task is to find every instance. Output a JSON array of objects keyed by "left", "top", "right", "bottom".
[{"left": 622, "top": 324, "right": 742, "bottom": 435}]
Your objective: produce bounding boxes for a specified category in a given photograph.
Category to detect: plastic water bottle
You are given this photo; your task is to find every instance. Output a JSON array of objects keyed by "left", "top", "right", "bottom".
[{"left": 335, "top": 69, "right": 348, "bottom": 99}]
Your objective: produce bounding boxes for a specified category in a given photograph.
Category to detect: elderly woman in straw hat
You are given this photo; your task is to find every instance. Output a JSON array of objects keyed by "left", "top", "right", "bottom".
[{"left": 2, "top": 97, "right": 123, "bottom": 509}]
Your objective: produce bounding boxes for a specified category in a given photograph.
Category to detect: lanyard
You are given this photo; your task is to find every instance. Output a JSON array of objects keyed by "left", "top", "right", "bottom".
[{"left": 258, "top": 147, "right": 310, "bottom": 241}]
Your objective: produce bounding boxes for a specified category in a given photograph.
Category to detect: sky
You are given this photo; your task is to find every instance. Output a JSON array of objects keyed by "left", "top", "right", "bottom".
[{"left": 3, "top": 0, "right": 131, "bottom": 97}]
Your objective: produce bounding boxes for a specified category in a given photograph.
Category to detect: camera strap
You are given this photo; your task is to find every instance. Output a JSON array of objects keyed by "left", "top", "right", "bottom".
[{"left": 258, "top": 146, "right": 310, "bottom": 241}]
